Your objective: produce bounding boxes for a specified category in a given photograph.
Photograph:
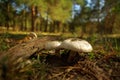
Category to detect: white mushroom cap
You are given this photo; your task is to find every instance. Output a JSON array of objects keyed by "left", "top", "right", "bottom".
[
  {"left": 44, "top": 41, "right": 62, "bottom": 50},
  {"left": 59, "top": 38, "right": 93, "bottom": 52}
]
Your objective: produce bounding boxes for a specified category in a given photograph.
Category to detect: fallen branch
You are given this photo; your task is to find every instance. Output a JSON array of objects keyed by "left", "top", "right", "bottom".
[{"left": 0, "top": 37, "right": 57, "bottom": 65}]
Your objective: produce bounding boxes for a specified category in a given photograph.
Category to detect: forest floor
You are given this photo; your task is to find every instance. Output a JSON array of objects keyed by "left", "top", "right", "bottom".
[{"left": 0, "top": 33, "right": 120, "bottom": 80}]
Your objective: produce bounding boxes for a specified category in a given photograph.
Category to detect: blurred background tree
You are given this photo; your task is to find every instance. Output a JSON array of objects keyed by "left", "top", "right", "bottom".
[{"left": 0, "top": 0, "right": 120, "bottom": 35}]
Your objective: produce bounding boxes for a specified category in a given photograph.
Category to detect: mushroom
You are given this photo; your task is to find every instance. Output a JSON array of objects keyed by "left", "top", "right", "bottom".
[
  {"left": 58, "top": 38, "right": 93, "bottom": 63},
  {"left": 44, "top": 41, "right": 62, "bottom": 50},
  {"left": 59, "top": 38, "right": 93, "bottom": 53},
  {"left": 43, "top": 41, "right": 62, "bottom": 55}
]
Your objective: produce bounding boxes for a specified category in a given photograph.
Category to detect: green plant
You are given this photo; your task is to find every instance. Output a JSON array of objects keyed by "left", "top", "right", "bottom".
[
  {"left": 89, "top": 34, "right": 98, "bottom": 43},
  {"left": 31, "top": 55, "right": 48, "bottom": 80},
  {"left": 0, "top": 33, "right": 10, "bottom": 51},
  {"left": 88, "top": 52, "right": 95, "bottom": 60},
  {"left": 13, "top": 55, "right": 48, "bottom": 80},
  {"left": 113, "top": 38, "right": 120, "bottom": 57}
]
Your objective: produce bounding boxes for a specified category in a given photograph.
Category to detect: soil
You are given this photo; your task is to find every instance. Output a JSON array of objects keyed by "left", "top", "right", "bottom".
[
  {"left": 0, "top": 36, "right": 120, "bottom": 80},
  {"left": 44, "top": 51, "right": 120, "bottom": 80}
]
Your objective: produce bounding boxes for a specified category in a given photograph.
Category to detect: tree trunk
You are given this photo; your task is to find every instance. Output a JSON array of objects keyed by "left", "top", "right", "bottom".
[
  {"left": 44, "top": 9, "right": 49, "bottom": 32},
  {"left": 5, "top": 2, "right": 10, "bottom": 30},
  {"left": 104, "top": 13, "right": 115, "bottom": 34},
  {"left": 31, "top": 5, "right": 36, "bottom": 31}
]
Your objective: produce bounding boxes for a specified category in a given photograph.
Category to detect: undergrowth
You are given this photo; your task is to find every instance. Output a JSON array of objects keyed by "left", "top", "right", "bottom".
[
  {"left": 0, "top": 55, "right": 49, "bottom": 80},
  {"left": 0, "top": 33, "right": 10, "bottom": 51},
  {"left": 0, "top": 33, "right": 120, "bottom": 80}
]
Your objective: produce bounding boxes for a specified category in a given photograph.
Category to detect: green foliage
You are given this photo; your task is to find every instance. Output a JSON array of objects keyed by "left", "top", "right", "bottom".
[
  {"left": 76, "top": 0, "right": 85, "bottom": 6},
  {"left": 88, "top": 34, "right": 99, "bottom": 45},
  {"left": 0, "top": 12, "right": 5, "bottom": 24},
  {"left": 0, "top": 33, "right": 10, "bottom": 51},
  {"left": 88, "top": 52, "right": 95, "bottom": 60},
  {"left": 46, "top": 0, "right": 72, "bottom": 22},
  {"left": 31, "top": 58, "right": 48, "bottom": 80},
  {"left": 114, "top": 38, "right": 119, "bottom": 50},
  {"left": 0, "top": 0, "right": 120, "bottom": 34},
  {"left": 15, "top": 55, "right": 48, "bottom": 80}
]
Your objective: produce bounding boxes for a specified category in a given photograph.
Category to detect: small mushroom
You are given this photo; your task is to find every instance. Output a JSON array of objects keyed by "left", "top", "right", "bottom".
[{"left": 44, "top": 41, "right": 62, "bottom": 50}]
